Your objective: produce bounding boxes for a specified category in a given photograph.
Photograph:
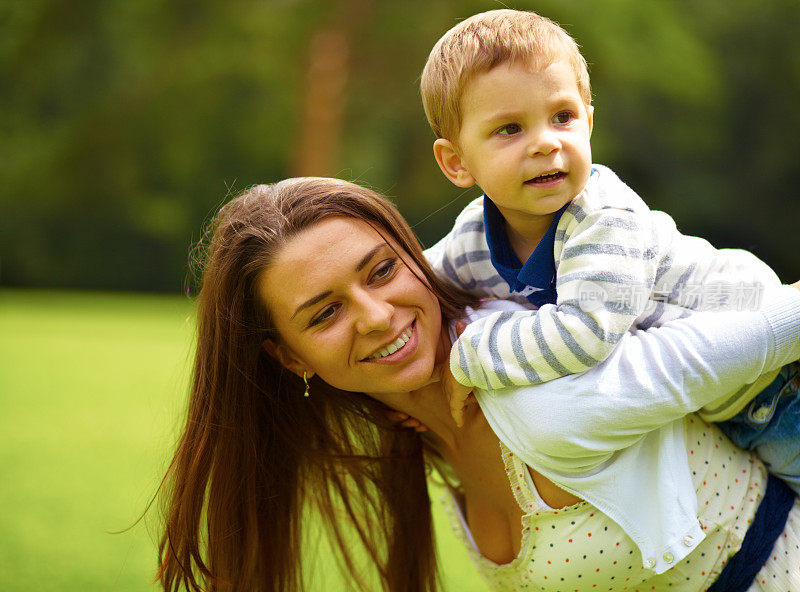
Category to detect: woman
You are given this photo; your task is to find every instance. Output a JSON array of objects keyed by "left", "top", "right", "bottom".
[{"left": 157, "top": 177, "right": 800, "bottom": 591}]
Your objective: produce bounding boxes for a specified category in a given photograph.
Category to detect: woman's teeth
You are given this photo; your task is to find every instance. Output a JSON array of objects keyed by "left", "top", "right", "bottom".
[{"left": 368, "top": 328, "right": 412, "bottom": 359}]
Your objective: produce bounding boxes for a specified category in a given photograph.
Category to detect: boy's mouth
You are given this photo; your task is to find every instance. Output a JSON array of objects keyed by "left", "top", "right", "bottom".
[{"left": 526, "top": 171, "right": 567, "bottom": 184}]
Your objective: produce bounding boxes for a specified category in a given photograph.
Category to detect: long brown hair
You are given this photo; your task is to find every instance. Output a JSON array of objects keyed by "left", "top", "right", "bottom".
[{"left": 157, "top": 178, "right": 477, "bottom": 591}]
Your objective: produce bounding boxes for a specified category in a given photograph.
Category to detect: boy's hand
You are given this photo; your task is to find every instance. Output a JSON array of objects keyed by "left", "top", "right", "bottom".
[
  {"left": 386, "top": 409, "right": 428, "bottom": 432},
  {"left": 443, "top": 319, "right": 474, "bottom": 427},
  {"left": 442, "top": 364, "right": 474, "bottom": 427}
]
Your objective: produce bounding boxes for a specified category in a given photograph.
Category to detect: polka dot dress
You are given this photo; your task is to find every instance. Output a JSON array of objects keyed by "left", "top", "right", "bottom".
[
  {"left": 440, "top": 416, "right": 800, "bottom": 591},
  {"left": 746, "top": 496, "right": 800, "bottom": 591}
]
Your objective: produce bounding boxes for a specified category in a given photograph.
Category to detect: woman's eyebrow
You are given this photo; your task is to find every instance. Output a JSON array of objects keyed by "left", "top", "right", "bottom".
[
  {"left": 291, "top": 290, "right": 333, "bottom": 320},
  {"left": 355, "top": 244, "right": 386, "bottom": 271},
  {"left": 290, "top": 243, "right": 387, "bottom": 320}
]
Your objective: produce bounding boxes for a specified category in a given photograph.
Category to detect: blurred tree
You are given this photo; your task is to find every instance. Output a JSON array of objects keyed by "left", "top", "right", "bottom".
[
  {"left": 0, "top": 0, "right": 797, "bottom": 292},
  {"left": 292, "top": 0, "right": 371, "bottom": 177},
  {"left": 1, "top": 0, "right": 314, "bottom": 290}
]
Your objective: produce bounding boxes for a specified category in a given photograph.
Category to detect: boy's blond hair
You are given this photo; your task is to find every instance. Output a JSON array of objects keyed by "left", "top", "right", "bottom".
[{"left": 421, "top": 9, "right": 591, "bottom": 141}]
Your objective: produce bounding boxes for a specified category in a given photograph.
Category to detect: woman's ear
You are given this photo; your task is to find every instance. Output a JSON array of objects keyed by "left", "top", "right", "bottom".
[
  {"left": 261, "top": 339, "right": 314, "bottom": 380},
  {"left": 433, "top": 139, "right": 476, "bottom": 188}
]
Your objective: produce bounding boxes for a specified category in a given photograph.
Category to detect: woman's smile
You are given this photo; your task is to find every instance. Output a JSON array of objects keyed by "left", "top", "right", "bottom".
[
  {"left": 363, "top": 320, "right": 417, "bottom": 363},
  {"left": 257, "top": 217, "right": 442, "bottom": 394}
]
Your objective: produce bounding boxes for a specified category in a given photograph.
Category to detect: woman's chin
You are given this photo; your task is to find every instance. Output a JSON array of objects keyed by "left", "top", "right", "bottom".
[{"left": 363, "top": 367, "right": 437, "bottom": 400}]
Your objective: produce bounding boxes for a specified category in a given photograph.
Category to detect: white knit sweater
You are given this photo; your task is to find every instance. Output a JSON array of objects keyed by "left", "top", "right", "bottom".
[{"left": 464, "top": 287, "right": 800, "bottom": 573}]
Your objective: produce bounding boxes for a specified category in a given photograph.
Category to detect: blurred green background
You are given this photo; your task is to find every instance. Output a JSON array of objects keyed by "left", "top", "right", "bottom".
[
  {"left": 3, "top": 0, "right": 799, "bottom": 290},
  {"left": 1, "top": 0, "right": 799, "bottom": 590},
  {"left": 0, "top": 290, "right": 486, "bottom": 590}
]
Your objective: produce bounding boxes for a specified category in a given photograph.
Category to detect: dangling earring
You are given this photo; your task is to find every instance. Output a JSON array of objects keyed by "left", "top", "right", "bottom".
[{"left": 302, "top": 371, "right": 310, "bottom": 398}]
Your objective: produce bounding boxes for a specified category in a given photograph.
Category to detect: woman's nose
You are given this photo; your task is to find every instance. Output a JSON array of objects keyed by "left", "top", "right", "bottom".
[{"left": 353, "top": 290, "right": 393, "bottom": 334}]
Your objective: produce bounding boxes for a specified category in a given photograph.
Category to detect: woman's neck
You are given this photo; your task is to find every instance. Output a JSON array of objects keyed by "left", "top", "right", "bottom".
[
  {"left": 404, "top": 381, "right": 477, "bottom": 452},
  {"left": 370, "top": 318, "right": 482, "bottom": 455}
]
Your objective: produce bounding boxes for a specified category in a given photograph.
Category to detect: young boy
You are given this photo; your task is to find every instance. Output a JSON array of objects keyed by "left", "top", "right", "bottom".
[{"left": 421, "top": 10, "right": 800, "bottom": 487}]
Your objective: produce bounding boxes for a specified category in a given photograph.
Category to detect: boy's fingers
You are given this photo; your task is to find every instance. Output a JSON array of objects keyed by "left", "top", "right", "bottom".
[
  {"left": 405, "top": 418, "right": 429, "bottom": 431},
  {"left": 386, "top": 410, "right": 409, "bottom": 423},
  {"left": 386, "top": 410, "right": 429, "bottom": 431},
  {"left": 426, "top": 364, "right": 443, "bottom": 385},
  {"left": 450, "top": 398, "right": 465, "bottom": 427},
  {"left": 454, "top": 320, "right": 468, "bottom": 337}
]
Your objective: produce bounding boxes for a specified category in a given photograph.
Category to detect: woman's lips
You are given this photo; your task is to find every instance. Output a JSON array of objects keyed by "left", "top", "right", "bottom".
[{"left": 363, "top": 321, "right": 418, "bottom": 364}]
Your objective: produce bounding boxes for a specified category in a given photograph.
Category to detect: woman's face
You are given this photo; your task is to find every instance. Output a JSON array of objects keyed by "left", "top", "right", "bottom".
[{"left": 257, "top": 217, "right": 444, "bottom": 395}]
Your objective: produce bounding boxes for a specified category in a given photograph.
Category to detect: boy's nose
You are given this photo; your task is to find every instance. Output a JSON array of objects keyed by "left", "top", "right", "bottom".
[{"left": 527, "top": 130, "right": 561, "bottom": 156}]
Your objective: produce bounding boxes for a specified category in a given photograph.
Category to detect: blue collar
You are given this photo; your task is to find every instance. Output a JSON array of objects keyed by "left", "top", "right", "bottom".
[{"left": 482, "top": 198, "right": 569, "bottom": 307}]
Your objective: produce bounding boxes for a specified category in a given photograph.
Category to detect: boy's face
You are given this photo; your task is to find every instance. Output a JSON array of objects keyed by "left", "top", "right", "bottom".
[{"left": 438, "top": 59, "right": 593, "bottom": 224}]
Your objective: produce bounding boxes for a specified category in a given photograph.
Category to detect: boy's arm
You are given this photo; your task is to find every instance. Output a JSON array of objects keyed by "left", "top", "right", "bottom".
[
  {"left": 424, "top": 195, "right": 516, "bottom": 422},
  {"left": 477, "top": 285, "right": 800, "bottom": 465},
  {"left": 424, "top": 196, "right": 511, "bottom": 299},
  {"left": 451, "top": 204, "right": 658, "bottom": 390}
]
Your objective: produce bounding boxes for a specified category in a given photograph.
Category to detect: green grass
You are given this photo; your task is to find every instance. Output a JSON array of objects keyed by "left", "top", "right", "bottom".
[{"left": 0, "top": 289, "right": 487, "bottom": 591}]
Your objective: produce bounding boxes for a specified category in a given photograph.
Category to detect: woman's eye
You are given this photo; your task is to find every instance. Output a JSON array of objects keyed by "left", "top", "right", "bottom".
[
  {"left": 309, "top": 305, "right": 338, "bottom": 327},
  {"left": 553, "top": 111, "right": 573, "bottom": 124},
  {"left": 497, "top": 123, "right": 522, "bottom": 136},
  {"left": 371, "top": 259, "right": 397, "bottom": 282}
]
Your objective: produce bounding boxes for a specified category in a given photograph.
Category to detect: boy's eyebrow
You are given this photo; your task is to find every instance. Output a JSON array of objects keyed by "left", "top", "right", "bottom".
[
  {"left": 480, "top": 95, "right": 584, "bottom": 124},
  {"left": 546, "top": 92, "right": 583, "bottom": 107},
  {"left": 290, "top": 243, "right": 386, "bottom": 320},
  {"left": 481, "top": 109, "right": 522, "bottom": 123}
]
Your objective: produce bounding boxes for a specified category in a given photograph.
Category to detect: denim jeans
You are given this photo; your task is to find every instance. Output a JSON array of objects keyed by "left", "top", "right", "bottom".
[{"left": 717, "top": 363, "right": 800, "bottom": 495}]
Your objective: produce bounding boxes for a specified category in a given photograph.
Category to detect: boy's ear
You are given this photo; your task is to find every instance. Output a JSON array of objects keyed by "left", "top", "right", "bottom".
[
  {"left": 261, "top": 339, "right": 314, "bottom": 380},
  {"left": 586, "top": 104, "right": 594, "bottom": 137},
  {"left": 433, "top": 139, "right": 476, "bottom": 188}
]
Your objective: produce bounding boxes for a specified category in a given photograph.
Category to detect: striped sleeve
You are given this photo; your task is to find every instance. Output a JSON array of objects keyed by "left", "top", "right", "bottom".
[
  {"left": 450, "top": 204, "right": 661, "bottom": 390},
  {"left": 424, "top": 196, "right": 510, "bottom": 297},
  {"left": 475, "top": 286, "right": 800, "bottom": 464}
]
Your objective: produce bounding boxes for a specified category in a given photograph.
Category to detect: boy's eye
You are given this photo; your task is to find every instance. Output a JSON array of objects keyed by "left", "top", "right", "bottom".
[
  {"left": 553, "top": 111, "right": 573, "bottom": 124},
  {"left": 497, "top": 123, "right": 522, "bottom": 136},
  {"left": 371, "top": 258, "right": 398, "bottom": 282}
]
